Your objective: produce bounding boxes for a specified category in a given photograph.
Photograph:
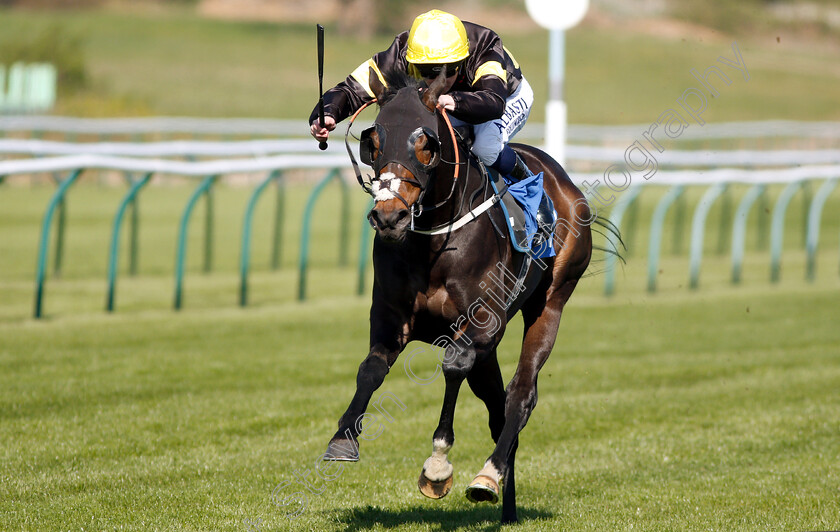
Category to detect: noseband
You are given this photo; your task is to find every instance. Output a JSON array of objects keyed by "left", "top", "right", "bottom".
[{"left": 345, "top": 88, "right": 462, "bottom": 225}]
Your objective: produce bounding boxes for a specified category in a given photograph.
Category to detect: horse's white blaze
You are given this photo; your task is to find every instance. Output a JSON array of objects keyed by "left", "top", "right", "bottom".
[
  {"left": 372, "top": 172, "right": 401, "bottom": 202},
  {"left": 422, "top": 437, "right": 454, "bottom": 481},
  {"left": 477, "top": 460, "right": 502, "bottom": 483}
]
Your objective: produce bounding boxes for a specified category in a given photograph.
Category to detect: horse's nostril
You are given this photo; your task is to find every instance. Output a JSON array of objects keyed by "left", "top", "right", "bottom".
[
  {"left": 369, "top": 209, "right": 383, "bottom": 227},
  {"left": 395, "top": 209, "right": 409, "bottom": 221}
]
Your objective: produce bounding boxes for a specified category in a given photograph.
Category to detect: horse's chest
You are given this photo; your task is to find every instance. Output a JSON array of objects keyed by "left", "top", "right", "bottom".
[{"left": 414, "top": 286, "right": 460, "bottom": 321}]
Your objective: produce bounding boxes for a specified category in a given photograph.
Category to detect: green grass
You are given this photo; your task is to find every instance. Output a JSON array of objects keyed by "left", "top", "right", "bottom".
[
  {"left": 1, "top": 181, "right": 839, "bottom": 530},
  {"left": 0, "top": 7, "right": 838, "bottom": 122}
]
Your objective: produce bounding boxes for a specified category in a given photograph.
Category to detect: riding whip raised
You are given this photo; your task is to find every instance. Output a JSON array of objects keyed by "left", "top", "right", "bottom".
[{"left": 316, "top": 24, "right": 328, "bottom": 151}]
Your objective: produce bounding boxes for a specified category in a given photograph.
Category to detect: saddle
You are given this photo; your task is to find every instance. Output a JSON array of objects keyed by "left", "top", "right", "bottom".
[
  {"left": 447, "top": 127, "right": 559, "bottom": 310},
  {"left": 487, "top": 167, "right": 533, "bottom": 254},
  {"left": 467, "top": 163, "right": 556, "bottom": 316},
  {"left": 454, "top": 126, "right": 556, "bottom": 257}
]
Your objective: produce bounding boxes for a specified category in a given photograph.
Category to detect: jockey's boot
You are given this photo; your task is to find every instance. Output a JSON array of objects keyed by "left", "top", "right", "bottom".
[
  {"left": 508, "top": 152, "right": 557, "bottom": 249},
  {"left": 508, "top": 153, "right": 533, "bottom": 181}
]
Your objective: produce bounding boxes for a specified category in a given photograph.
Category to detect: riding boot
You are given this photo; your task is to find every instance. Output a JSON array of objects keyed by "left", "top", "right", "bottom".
[{"left": 508, "top": 153, "right": 534, "bottom": 182}]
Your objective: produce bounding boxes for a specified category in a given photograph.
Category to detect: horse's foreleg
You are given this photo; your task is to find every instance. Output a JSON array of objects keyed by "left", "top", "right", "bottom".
[
  {"left": 418, "top": 340, "right": 483, "bottom": 498},
  {"left": 325, "top": 300, "right": 408, "bottom": 462},
  {"left": 418, "top": 370, "right": 462, "bottom": 499},
  {"left": 324, "top": 345, "right": 400, "bottom": 461}
]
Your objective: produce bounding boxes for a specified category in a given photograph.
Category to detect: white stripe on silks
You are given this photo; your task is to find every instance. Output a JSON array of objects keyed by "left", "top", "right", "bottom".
[{"left": 373, "top": 172, "right": 401, "bottom": 202}]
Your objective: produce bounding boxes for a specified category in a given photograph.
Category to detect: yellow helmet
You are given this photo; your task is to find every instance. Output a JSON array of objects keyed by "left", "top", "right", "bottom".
[{"left": 406, "top": 9, "right": 470, "bottom": 65}]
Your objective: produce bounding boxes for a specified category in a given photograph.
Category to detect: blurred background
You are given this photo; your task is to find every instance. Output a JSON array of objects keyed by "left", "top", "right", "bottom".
[
  {"left": 1, "top": 3, "right": 839, "bottom": 530},
  {"left": 0, "top": 0, "right": 838, "bottom": 121}
]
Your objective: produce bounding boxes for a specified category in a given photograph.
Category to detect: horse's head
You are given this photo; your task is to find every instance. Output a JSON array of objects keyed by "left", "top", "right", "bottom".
[{"left": 360, "top": 69, "right": 449, "bottom": 243}]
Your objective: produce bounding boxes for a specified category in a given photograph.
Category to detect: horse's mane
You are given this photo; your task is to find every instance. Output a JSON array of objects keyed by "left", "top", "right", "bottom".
[{"left": 377, "top": 70, "right": 425, "bottom": 107}]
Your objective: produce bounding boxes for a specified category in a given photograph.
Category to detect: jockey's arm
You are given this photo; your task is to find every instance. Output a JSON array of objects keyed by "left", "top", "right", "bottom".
[
  {"left": 308, "top": 35, "right": 406, "bottom": 141},
  {"left": 447, "top": 75, "right": 507, "bottom": 123}
]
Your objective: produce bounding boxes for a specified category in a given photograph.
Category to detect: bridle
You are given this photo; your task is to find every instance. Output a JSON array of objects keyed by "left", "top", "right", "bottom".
[{"left": 344, "top": 91, "right": 468, "bottom": 230}]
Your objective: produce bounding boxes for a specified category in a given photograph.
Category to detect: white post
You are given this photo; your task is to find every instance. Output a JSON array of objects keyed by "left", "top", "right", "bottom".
[
  {"left": 524, "top": 0, "right": 588, "bottom": 167},
  {"left": 544, "top": 29, "right": 566, "bottom": 166}
]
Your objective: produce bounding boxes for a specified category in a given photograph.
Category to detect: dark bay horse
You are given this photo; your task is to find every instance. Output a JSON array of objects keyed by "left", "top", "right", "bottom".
[{"left": 324, "top": 69, "right": 593, "bottom": 524}]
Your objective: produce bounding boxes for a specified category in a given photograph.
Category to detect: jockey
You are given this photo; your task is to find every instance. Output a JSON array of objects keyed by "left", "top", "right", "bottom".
[{"left": 309, "top": 8, "right": 537, "bottom": 184}]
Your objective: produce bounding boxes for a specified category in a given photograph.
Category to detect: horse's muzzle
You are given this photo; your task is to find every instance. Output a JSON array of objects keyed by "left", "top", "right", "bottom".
[{"left": 369, "top": 206, "right": 411, "bottom": 243}]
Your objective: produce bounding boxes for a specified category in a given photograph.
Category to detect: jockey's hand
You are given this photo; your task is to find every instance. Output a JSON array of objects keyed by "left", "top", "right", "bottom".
[
  {"left": 310, "top": 116, "right": 336, "bottom": 143},
  {"left": 436, "top": 95, "right": 456, "bottom": 112}
]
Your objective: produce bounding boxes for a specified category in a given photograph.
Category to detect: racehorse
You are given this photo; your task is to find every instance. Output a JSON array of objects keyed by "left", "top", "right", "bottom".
[{"left": 324, "top": 68, "right": 594, "bottom": 524}]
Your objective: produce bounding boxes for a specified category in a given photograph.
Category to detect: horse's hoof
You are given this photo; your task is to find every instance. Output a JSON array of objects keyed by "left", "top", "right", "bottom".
[
  {"left": 323, "top": 438, "right": 359, "bottom": 462},
  {"left": 465, "top": 474, "right": 500, "bottom": 504},
  {"left": 418, "top": 469, "right": 453, "bottom": 499}
]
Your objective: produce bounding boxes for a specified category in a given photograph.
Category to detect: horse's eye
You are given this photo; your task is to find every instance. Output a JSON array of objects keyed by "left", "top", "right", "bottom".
[
  {"left": 415, "top": 134, "right": 440, "bottom": 168},
  {"left": 360, "top": 127, "right": 380, "bottom": 167},
  {"left": 370, "top": 130, "right": 380, "bottom": 160}
]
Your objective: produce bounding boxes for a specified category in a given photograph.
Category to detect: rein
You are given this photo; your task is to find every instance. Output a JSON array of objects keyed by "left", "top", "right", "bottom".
[
  {"left": 345, "top": 99, "right": 378, "bottom": 194},
  {"left": 345, "top": 97, "right": 504, "bottom": 236}
]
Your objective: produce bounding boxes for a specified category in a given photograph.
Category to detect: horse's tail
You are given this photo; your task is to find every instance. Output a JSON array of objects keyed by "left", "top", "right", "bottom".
[{"left": 583, "top": 213, "right": 626, "bottom": 278}]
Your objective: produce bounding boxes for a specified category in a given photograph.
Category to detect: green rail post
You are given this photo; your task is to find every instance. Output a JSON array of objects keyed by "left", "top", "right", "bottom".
[
  {"left": 203, "top": 183, "right": 214, "bottom": 273},
  {"left": 357, "top": 198, "right": 376, "bottom": 295},
  {"left": 730, "top": 184, "right": 766, "bottom": 284},
  {"left": 623, "top": 196, "right": 640, "bottom": 257},
  {"left": 646, "top": 185, "right": 685, "bottom": 293},
  {"left": 770, "top": 180, "right": 804, "bottom": 283},
  {"left": 805, "top": 178, "right": 838, "bottom": 281},
  {"left": 121, "top": 172, "right": 144, "bottom": 276},
  {"left": 801, "top": 181, "right": 812, "bottom": 249},
  {"left": 106, "top": 172, "right": 153, "bottom": 312},
  {"left": 270, "top": 172, "right": 286, "bottom": 270},
  {"left": 338, "top": 172, "right": 351, "bottom": 267},
  {"left": 716, "top": 186, "right": 732, "bottom": 255},
  {"left": 174, "top": 175, "right": 218, "bottom": 310},
  {"left": 50, "top": 172, "right": 67, "bottom": 277},
  {"left": 688, "top": 182, "right": 728, "bottom": 290},
  {"left": 756, "top": 189, "right": 769, "bottom": 251},
  {"left": 128, "top": 174, "right": 142, "bottom": 276},
  {"left": 298, "top": 168, "right": 341, "bottom": 301},
  {"left": 604, "top": 184, "right": 643, "bottom": 297},
  {"left": 671, "top": 192, "right": 686, "bottom": 255},
  {"left": 240, "top": 170, "right": 282, "bottom": 307},
  {"left": 33, "top": 169, "right": 83, "bottom": 318}
]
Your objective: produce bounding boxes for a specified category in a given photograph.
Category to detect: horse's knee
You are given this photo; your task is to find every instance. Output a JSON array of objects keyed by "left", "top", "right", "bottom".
[
  {"left": 441, "top": 347, "right": 477, "bottom": 379},
  {"left": 356, "top": 353, "right": 391, "bottom": 388}
]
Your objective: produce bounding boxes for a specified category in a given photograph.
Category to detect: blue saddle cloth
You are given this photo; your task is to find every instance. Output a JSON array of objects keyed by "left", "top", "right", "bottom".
[{"left": 491, "top": 171, "right": 556, "bottom": 259}]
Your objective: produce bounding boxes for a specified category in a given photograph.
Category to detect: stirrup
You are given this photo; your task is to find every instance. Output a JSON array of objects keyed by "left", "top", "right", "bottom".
[{"left": 532, "top": 192, "right": 557, "bottom": 249}]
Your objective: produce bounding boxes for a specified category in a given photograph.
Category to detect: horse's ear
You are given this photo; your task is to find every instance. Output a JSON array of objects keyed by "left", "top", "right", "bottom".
[
  {"left": 368, "top": 67, "right": 386, "bottom": 102},
  {"left": 422, "top": 69, "right": 448, "bottom": 111}
]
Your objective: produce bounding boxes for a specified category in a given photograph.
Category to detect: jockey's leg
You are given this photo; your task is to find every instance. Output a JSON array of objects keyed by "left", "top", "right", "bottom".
[
  {"left": 490, "top": 144, "right": 532, "bottom": 181},
  {"left": 472, "top": 77, "right": 535, "bottom": 181}
]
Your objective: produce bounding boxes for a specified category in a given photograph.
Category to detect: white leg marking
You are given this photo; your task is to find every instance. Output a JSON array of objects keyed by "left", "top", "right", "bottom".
[
  {"left": 476, "top": 460, "right": 502, "bottom": 484},
  {"left": 423, "top": 438, "right": 454, "bottom": 481}
]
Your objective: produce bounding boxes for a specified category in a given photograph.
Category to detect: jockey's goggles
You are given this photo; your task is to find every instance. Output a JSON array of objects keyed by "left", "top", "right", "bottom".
[{"left": 415, "top": 61, "right": 462, "bottom": 79}]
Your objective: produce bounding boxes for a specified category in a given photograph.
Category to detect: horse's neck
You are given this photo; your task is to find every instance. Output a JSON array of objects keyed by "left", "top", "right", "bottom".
[{"left": 423, "top": 137, "right": 482, "bottom": 224}]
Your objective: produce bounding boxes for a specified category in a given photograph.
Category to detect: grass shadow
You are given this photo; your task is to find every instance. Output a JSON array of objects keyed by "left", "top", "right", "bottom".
[{"left": 335, "top": 504, "right": 553, "bottom": 531}]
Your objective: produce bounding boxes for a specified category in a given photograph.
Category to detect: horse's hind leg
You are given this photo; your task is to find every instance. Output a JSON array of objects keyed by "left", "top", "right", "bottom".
[
  {"left": 463, "top": 351, "right": 506, "bottom": 504},
  {"left": 468, "top": 278, "right": 581, "bottom": 523}
]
